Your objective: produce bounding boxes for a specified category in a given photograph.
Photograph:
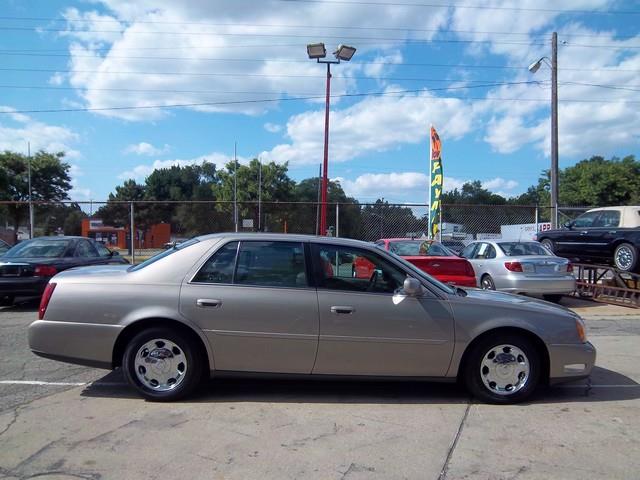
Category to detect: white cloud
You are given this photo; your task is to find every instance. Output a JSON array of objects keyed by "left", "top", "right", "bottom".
[
  {"left": 263, "top": 123, "right": 282, "bottom": 134},
  {"left": 261, "top": 88, "right": 477, "bottom": 165},
  {"left": 118, "top": 152, "right": 250, "bottom": 180},
  {"left": 123, "top": 142, "right": 171, "bottom": 156},
  {"left": 0, "top": 106, "right": 80, "bottom": 158},
  {"left": 336, "top": 171, "right": 519, "bottom": 202}
]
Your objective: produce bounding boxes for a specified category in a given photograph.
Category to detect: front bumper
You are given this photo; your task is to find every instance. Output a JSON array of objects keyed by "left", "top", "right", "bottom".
[
  {"left": 548, "top": 341, "right": 597, "bottom": 384},
  {"left": 496, "top": 274, "right": 576, "bottom": 295},
  {"left": 29, "top": 319, "right": 123, "bottom": 369}
]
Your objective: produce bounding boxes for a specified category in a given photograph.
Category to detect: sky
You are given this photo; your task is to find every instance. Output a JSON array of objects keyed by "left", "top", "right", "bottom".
[{"left": 0, "top": 0, "right": 639, "bottom": 205}]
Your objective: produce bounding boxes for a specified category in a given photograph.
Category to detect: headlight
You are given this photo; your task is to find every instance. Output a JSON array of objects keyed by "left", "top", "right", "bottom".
[{"left": 575, "top": 317, "right": 587, "bottom": 343}]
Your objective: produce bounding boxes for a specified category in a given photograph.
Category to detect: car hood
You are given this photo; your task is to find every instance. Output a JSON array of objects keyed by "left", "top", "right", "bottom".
[{"left": 456, "top": 287, "right": 575, "bottom": 317}]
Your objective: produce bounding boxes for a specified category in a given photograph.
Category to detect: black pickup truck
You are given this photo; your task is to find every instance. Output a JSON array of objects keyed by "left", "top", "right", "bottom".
[{"left": 535, "top": 206, "right": 640, "bottom": 272}]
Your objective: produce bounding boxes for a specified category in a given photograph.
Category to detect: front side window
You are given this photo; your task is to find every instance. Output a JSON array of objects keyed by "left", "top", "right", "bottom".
[
  {"left": 235, "top": 241, "right": 307, "bottom": 288},
  {"left": 573, "top": 211, "right": 599, "bottom": 228},
  {"left": 192, "top": 241, "right": 238, "bottom": 284},
  {"left": 75, "top": 240, "right": 99, "bottom": 258},
  {"left": 95, "top": 242, "right": 112, "bottom": 257},
  {"left": 314, "top": 244, "right": 406, "bottom": 294}
]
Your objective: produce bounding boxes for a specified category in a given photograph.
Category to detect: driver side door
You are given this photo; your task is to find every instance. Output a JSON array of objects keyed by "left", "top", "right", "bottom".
[{"left": 311, "top": 243, "right": 454, "bottom": 377}]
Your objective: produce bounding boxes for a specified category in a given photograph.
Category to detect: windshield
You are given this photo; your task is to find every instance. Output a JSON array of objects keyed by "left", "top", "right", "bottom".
[
  {"left": 385, "top": 250, "right": 456, "bottom": 295},
  {"left": 3, "top": 239, "right": 71, "bottom": 258},
  {"left": 388, "top": 240, "right": 454, "bottom": 257},
  {"left": 498, "top": 242, "right": 552, "bottom": 257},
  {"left": 129, "top": 238, "right": 200, "bottom": 271}
]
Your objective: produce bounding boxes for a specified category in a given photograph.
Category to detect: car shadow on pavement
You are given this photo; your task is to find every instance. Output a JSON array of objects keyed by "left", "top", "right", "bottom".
[{"left": 81, "top": 365, "right": 639, "bottom": 404}]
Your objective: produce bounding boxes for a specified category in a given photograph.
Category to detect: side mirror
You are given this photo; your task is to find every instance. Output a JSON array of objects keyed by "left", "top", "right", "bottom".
[
  {"left": 403, "top": 277, "right": 422, "bottom": 296},
  {"left": 563, "top": 222, "right": 573, "bottom": 229},
  {"left": 110, "top": 251, "right": 120, "bottom": 256}
]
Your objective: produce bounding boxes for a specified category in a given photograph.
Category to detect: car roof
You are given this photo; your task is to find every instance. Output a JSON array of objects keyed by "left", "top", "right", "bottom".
[{"left": 196, "top": 232, "right": 387, "bottom": 248}]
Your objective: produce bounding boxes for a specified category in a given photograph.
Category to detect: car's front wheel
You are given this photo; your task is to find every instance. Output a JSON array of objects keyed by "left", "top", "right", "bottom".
[
  {"left": 614, "top": 243, "right": 638, "bottom": 272},
  {"left": 122, "top": 327, "right": 203, "bottom": 401},
  {"left": 464, "top": 333, "right": 541, "bottom": 404}
]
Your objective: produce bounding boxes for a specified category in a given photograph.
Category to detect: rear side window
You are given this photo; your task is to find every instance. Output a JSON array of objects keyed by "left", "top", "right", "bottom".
[
  {"left": 594, "top": 210, "right": 620, "bottom": 227},
  {"left": 192, "top": 241, "right": 238, "bottom": 284},
  {"left": 460, "top": 243, "right": 477, "bottom": 259},
  {"left": 235, "top": 241, "right": 307, "bottom": 288}
]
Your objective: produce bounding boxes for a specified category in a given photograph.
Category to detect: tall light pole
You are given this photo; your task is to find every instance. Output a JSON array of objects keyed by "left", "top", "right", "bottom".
[
  {"left": 233, "top": 142, "right": 238, "bottom": 232},
  {"left": 257, "top": 155, "right": 262, "bottom": 232},
  {"left": 307, "top": 43, "right": 356, "bottom": 236},
  {"left": 27, "top": 141, "right": 34, "bottom": 239},
  {"left": 529, "top": 32, "right": 559, "bottom": 228}
]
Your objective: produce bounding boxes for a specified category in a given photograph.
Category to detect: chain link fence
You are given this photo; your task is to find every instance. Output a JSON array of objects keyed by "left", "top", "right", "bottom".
[{"left": 0, "top": 200, "right": 596, "bottom": 262}]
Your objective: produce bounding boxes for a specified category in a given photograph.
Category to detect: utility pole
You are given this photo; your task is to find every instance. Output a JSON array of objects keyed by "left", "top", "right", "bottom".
[
  {"left": 257, "top": 157, "right": 262, "bottom": 231},
  {"left": 550, "top": 31, "right": 559, "bottom": 229},
  {"left": 234, "top": 142, "right": 238, "bottom": 232},
  {"left": 27, "top": 142, "right": 34, "bottom": 239}
]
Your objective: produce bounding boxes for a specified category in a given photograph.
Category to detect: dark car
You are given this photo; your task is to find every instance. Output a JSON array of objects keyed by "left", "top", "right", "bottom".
[
  {"left": 536, "top": 206, "right": 640, "bottom": 272},
  {"left": 0, "top": 236, "right": 128, "bottom": 305}
]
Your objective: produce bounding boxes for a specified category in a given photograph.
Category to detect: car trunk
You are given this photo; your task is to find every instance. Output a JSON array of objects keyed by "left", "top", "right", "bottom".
[
  {"left": 517, "top": 256, "right": 570, "bottom": 276},
  {"left": 0, "top": 262, "right": 37, "bottom": 278},
  {"left": 403, "top": 256, "right": 473, "bottom": 276}
]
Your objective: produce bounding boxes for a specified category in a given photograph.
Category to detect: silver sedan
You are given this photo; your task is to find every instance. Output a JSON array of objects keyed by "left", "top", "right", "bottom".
[
  {"left": 460, "top": 240, "right": 576, "bottom": 301},
  {"left": 29, "top": 233, "right": 594, "bottom": 404}
]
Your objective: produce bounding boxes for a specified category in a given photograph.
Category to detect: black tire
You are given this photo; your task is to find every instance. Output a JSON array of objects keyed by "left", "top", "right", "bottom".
[
  {"left": 480, "top": 274, "right": 496, "bottom": 290},
  {"left": 613, "top": 243, "right": 638, "bottom": 272},
  {"left": 540, "top": 238, "right": 555, "bottom": 254},
  {"left": 0, "top": 295, "right": 14, "bottom": 307},
  {"left": 542, "top": 294, "right": 563, "bottom": 303},
  {"left": 122, "top": 327, "right": 203, "bottom": 402},
  {"left": 463, "top": 333, "right": 541, "bottom": 404}
]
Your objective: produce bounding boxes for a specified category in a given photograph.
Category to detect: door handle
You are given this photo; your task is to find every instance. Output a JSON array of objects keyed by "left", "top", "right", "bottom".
[
  {"left": 580, "top": 231, "right": 588, "bottom": 235},
  {"left": 330, "top": 306, "right": 354, "bottom": 314},
  {"left": 196, "top": 299, "right": 222, "bottom": 308}
]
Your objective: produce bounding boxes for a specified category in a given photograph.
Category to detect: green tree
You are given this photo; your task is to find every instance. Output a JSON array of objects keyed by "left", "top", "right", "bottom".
[
  {"left": 0, "top": 150, "right": 72, "bottom": 236},
  {"left": 360, "top": 199, "right": 423, "bottom": 241},
  {"left": 95, "top": 179, "right": 146, "bottom": 228}
]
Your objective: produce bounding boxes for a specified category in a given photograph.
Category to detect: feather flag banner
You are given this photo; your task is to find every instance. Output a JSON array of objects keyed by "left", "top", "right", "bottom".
[{"left": 429, "top": 126, "right": 443, "bottom": 239}]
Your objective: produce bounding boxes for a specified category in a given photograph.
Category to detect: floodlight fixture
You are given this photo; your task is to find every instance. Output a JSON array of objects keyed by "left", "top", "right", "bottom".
[
  {"left": 307, "top": 43, "right": 327, "bottom": 59},
  {"left": 334, "top": 44, "right": 357, "bottom": 61}
]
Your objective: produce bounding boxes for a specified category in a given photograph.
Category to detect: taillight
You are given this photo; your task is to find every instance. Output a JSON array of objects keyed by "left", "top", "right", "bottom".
[
  {"left": 567, "top": 263, "right": 574, "bottom": 273},
  {"left": 464, "top": 261, "right": 475, "bottom": 277},
  {"left": 34, "top": 265, "right": 57, "bottom": 277},
  {"left": 504, "top": 261, "right": 523, "bottom": 272},
  {"left": 38, "top": 282, "right": 56, "bottom": 320}
]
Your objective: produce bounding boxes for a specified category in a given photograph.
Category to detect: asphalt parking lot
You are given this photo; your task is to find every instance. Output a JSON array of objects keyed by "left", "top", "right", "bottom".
[{"left": 1, "top": 298, "right": 639, "bottom": 480}]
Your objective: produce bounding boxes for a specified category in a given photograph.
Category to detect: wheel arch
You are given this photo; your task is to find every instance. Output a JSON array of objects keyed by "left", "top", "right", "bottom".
[
  {"left": 455, "top": 326, "right": 550, "bottom": 385},
  {"left": 112, "top": 317, "right": 212, "bottom": 374}
]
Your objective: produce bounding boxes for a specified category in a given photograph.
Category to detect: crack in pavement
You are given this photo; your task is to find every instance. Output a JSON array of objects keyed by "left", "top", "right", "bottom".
[{"left": 437, "top": 400, "right": 472, "bottom": 480}]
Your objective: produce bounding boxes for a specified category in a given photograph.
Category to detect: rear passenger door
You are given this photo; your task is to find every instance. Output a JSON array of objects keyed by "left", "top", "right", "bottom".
[{"left": 180, "top": 240, "right": 319, "bottom": 374}]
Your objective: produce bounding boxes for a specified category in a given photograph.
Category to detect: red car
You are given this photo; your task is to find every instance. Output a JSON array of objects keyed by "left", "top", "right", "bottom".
[{"left": 353, "top": 238, "right": 476, "bottom": 287}]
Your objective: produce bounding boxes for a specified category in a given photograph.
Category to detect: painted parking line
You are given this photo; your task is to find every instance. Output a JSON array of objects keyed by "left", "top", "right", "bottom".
[
  {"left": 0, "top": 380, "right": 638, "bottom": 388},
  {"left": 0, "top": 380, "right": 127, "bottom": 387}
]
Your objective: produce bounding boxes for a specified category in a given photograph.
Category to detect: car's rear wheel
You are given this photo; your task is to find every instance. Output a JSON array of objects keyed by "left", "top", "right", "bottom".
[
  {"left": 540, "top": 238, "right": 555, "bottom": 254},
  {"left": 123, "top": 327, "right": 203, "bottom": 401},
  {"left": 613, "top": 243, "right": 638, "bottom": 272},
  {"left": 464, "top": 333, "right": 541, "bottom": 404},
  {"left": 480, "top": 274, "right": 495, "bottom": 290}
]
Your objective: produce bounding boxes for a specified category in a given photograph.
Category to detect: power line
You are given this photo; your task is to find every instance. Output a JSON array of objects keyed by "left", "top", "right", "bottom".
[
  {"left": 272, "top": 0, "right": 640, "bottom": 15},
  {"left": 2, "top": 84, "right": 638, "bottom": 115},
  {"left": 1, "top": 49, "right": 638, "bottom": 73},
  {"left": 0, "top": 26, "right": 548, "bottom": 46}
]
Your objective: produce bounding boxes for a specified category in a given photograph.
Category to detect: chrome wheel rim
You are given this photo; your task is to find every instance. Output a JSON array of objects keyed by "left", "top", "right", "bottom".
[
  {"left": 615, "top": 245, "right": 634, "bottom": 271},
  {"left": 480, "top": 344, "right": 530, "bottom": 396},
  {"left": 134, "top": 338, "right": 187, "bottom": 392},
  {"left": 481, "top": 277, "right": 494, "bottom": 290}
]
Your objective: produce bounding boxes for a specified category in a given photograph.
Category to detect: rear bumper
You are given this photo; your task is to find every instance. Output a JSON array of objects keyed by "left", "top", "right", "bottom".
[
  {"left": 548, "top": 341, "right": 597, "bottom": 384},
  {"left": 0, "top": 277, "right": 49, "bottom": 297},
  {"left": 29, "top": 319, "right": 123, "bottom": 369},
  {"left": 496, "top": 275, "right": 576, "bottom": 295}
]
